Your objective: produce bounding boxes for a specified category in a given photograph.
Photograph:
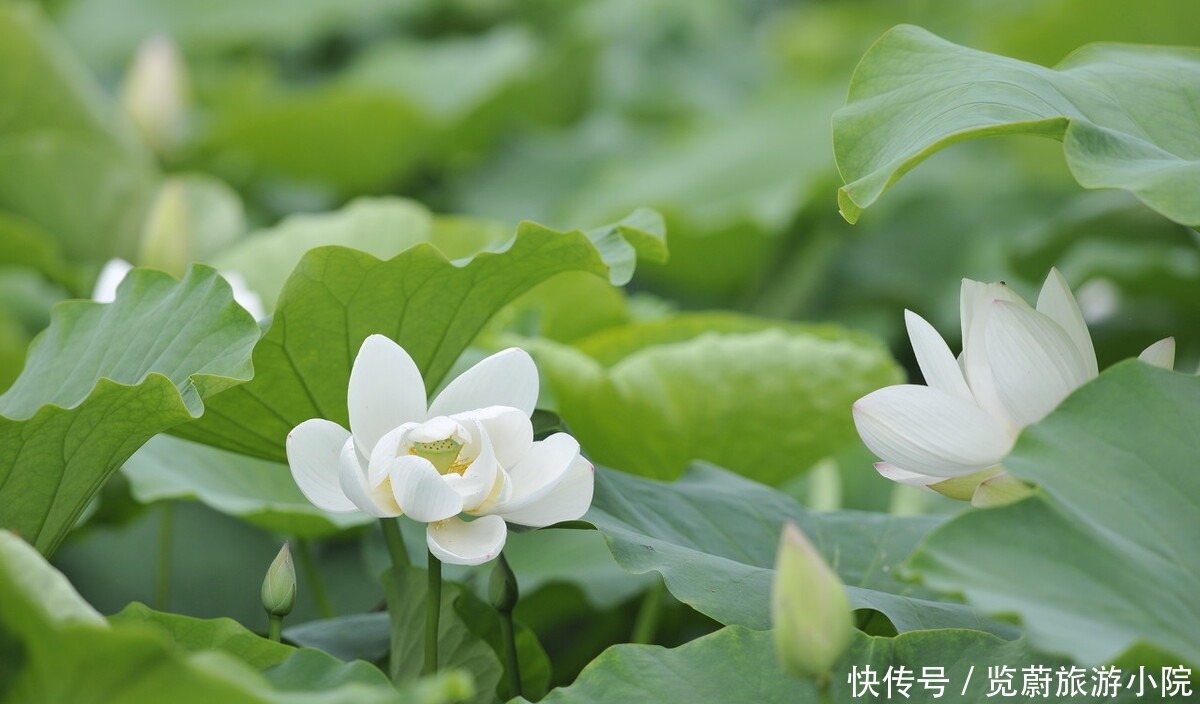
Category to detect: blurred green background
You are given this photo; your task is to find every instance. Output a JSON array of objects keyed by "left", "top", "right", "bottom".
[{"left": 2, "top": 0, "right": 1197, "bottom": 688}]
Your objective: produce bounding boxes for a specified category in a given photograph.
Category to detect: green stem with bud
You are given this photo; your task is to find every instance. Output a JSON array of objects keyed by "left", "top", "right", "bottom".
[
  {"left": 425, "top": 551, "right": 442, "bottom": 675},
  {"left": 268, "top": 614, "right": 283, "bottom": 643}
]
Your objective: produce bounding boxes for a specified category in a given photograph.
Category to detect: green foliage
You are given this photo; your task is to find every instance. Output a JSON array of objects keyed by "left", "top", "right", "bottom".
[
  {"left": 531, "top": 314, "right": 902, "bottom": 482},
  {"left": 122, "top": 435, "right": 370, "bottom": 538},
  {"left": 834, "top": 25, "right": 1200, "bottom": 226},
  {"left": 0, "top": 267, "right": 258, "bottom": 555},
  {"left": 586, "top": 464, "right": 1011, "bottom": 635},
  {"left": 0, "top": 530, "right": 462, "bottom": 704},
  {"left": 55, "top": 501, "right": 382, "bottom": 626},
  {"left": 384, "top": 561, "right": 550, "bottom": 703},
  {"left": 910, "top": 362, "right": 1200, "bottom": 667},
  {"left": 527, "top": 626, "right": 1135, "bottom": 704},
  {"left": 175, "top": 207, "right": 665, "bottom": 461},
  {"left": 1, "top": 2, "right": 1196, "bottom": 700},
  {"left": 214, "top": 198, "right": 509, "bottom": 313},
  {"left": 0, "top": 4, "right": 157, "bottom": 262}
]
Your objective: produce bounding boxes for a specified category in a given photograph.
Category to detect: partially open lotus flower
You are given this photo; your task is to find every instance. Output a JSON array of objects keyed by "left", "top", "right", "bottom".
[
  {"left": 287, "top": 336, "right": 594, "bottom": 566},
  {"left": 853, "top": 269, "right": 1174, "bottom": 506}
]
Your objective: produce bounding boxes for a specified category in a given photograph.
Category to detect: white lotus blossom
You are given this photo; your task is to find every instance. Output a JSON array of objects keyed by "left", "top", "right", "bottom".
[
  {"left": 853, "top": 269, "right": 1174, "bottom": 505},
  {"left": 93, "top": 258, "right": 265, "bottom": 320},
  {"left": 286, "top": 336, "right": 594, "bottom": 566}
]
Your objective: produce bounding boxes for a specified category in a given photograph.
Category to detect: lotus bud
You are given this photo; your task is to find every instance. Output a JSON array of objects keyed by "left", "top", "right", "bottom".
[
  {"left": 772, "top": 522, "right": 853, "bottom": 680},
  {"left": 121, "top": 34, "right": 189, "bottom": 155},
  {"left": 261, "top": 542, "right": 296, "bottom": 618},
  {"left": 137, "top": 179, "right": 192, "bottom": 276}
]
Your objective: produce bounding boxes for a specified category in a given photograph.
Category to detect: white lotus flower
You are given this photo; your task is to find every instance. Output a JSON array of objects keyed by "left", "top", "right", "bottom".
[
  {"left": 853, "top": 269, "right": 1174, "bottom": 505},
  {"left": 93, "top": 258, "right": 266, "bottom": 320},
  {"left": 286, "top": 336, "right": 594, "bottom": 566}
]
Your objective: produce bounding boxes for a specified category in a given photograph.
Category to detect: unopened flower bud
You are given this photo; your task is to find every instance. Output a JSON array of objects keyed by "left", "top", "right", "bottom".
[
  {"left": 137, "top": 179, "right": 192, "bottom": 276},
  {"left": 772, "top": 522, "right": 853, "bottom": 680},
  {"left": 261, "top": 543, "right": 296, "bottom": 617},
  {"left": 121, "top": 34, "right": 189, "bottom": 154}
]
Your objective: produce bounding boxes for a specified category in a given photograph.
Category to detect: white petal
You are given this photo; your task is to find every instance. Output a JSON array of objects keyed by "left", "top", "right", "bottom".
[
  {"left": 451, "top": 406, "right": 532, "bottom": 469},
  {"left": 985, "top": 300, "right": 1092, "bottom": 428},
  {"left": 286, "top": 419, "right": 357, "bottom": 512},
  {"left": 1036, "top": 268, "right": 1098, "bottom": 378},
  {"left": 443, "top": 421, "right": 498, "bottom": 511},
  {"left": 959, "top": 279, "right": 1023, "bottom": 428},
  {"left": 93, "top": 258, "right": 133, "bottom": 302},
  {"left": 428, "top": 348, "right": 539, "bottom": 418},
  {"left": 494, "top": 455, "right": 594, "bottom": 528},
  {"left": 853, "top": 384, "right": 1014, "bottom": 478},
  {"left": 426, "top": 515, "right": 507, "bottom": 566},
  {"left": 367, "top": 423, "right": 418, "bottom": 487},
  {"left": 488, "top": 433, "right": 579, "bottom": 514},
  {"left": 390, "top": 455, "right": 463, "bottom": 523},
  {"left": 221, "top": 270, "right": 266, "bottom": 319},
  {"left": 348, "top": 335, "right": 427, "bottom": 456},
  {"left": 959, "top": 279, "right": 1022, "bottom": 347},
  {"left": 904, "top": 310, "right": 972, "bottom": 402},
  {"left": 1139, "top": 337, "right": 1176, "bottom": 370},
  {"left": 409, "top": 416, "right": 462, "bottom": 443},
  {"left": 338, "top": 438, "right": 401, "bottom": 517},
  {"left": 874, "top": 462, "right": 938, "bottom": 490}
]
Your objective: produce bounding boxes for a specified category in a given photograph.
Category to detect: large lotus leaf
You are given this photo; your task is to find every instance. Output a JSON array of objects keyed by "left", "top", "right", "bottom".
[
  {"left": 527, "top": 626, "right": 1137, "bottom": 704},
  {"left": 175, "top": 208, "right": 666, "bottom": 461},
  {"left": 109, "top": 602, "right": 292, "bottom": 669},
  {"left": 0, "top": 266, "right": 258, "bottom": 555},
  {"left": 585, "top": 464, "right": 1011, "bottom": 636},
  {"left": 0, "top": 531, "right": 465, "bottom": 704},
  {"left": 213, "top": 198, "right": 510, "bottom": 313},
  {"left": 0, "top": 4, "right": 157, "bottom": 262},
  {"left": 107, "top": 603, "right": 426, "bottom": 696},
  {"left": 834, "top": 25, "right": 1200, "bottom": 227},
  {"left": 529, "top": 313, "right": 901, "bottom": 482},
  {"left": 910, "top": 362, "right": 1200, "bottom": 667},
  {"left": 201, "top": 90, "right": 432, "bottom": 195},
  {"left": 122, "top": 435, "right": 370, "bottom": 538}
]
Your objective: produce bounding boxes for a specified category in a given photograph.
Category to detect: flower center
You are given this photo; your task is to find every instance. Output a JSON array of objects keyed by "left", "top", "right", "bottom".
[{"left": 411, "top": 437, "right": 467, "bottom": 475}]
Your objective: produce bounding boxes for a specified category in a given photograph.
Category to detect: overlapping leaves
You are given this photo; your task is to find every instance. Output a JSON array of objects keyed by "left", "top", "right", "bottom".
[
  {"left": 834, "top": 25, "right": 1200, "bottom": 227},
  {"left": 0, "top": 530, "right": 466, "bottom": 704},
  {"left": 585, "top": 464, "right": 1011, "bottom": 635},
  {"left": 0, "top": 267, "right": 258, "bottom": 555},
  {"left": 176, "top": 208, "right": 666, "bottom": 461},
  {"left": 910, "top": 362, "right": 1200, "bottom": 667}
]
